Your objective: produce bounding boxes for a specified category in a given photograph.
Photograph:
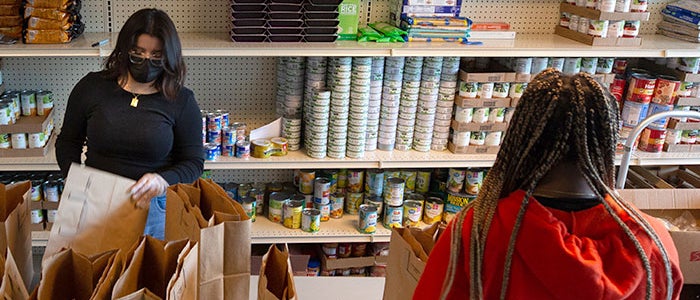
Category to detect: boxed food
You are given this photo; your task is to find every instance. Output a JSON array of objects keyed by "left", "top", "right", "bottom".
[{"left": 337, "top": 0, "right": 359, "bottom": 40}]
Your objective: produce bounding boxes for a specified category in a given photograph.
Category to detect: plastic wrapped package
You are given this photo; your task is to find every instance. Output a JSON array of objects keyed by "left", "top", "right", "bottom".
[
  {"left": 0, "top": 15, "right": 20, "bottom": 27},
  {"left": 0, "top": 0, "right": 20, "bottom": 5},
  {"left": 24, "top": 6, "right": 78, "bottom": 21},
  {"left": 25, "top": 0, "right": 78, "bottom": 10},
  {"left": 0, "top": 25, "right": 21, "bottom": 39},
  {"left": 24, "top": 21, "right": 83, "bottom": 43},
  {"left": 0, "top": 4, "right": 20, "bottom": 16},
  {"left": 27, "top": 16, "right": 72, "bottom": 30}
]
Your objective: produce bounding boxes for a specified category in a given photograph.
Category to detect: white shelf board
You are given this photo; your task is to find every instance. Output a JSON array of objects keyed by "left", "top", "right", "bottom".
[
  {"left": 0, "top": 142, "right": 60, "bottom": 171},
  {"left": 250, "top": 276, "right": 385, "bottom": 300},
  {"left": 0, "top": 33, "right": 110, "bottom": 57},
  {"left": 205, "top": 150, "right": 380, "bottom": 169},
  {"left": 633, "top": 151, "right": 700, "bottom": 166},
  {"left": 0, "top": 33, "right": 695, "bottom": 58},
  {"left": 374, "top": 150, "right": 497, "bottom": 168},
  {"left": 251, "top": 215, "right": 391, "bottom": 244}
]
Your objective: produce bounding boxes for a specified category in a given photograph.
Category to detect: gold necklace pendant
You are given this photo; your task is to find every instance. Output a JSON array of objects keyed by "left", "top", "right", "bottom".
[{"left": 130, "top": 94, "right": 139, "bottom": 107}]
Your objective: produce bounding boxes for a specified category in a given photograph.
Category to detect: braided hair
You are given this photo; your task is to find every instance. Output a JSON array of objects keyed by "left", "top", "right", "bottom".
[{"left": 439, "top": 69, "right": 674, "bottom": 300}]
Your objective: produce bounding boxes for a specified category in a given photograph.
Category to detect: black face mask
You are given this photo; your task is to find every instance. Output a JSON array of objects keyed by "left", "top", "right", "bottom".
[{"left": 128, "top": 60, "right": 164, "bottom": 83}]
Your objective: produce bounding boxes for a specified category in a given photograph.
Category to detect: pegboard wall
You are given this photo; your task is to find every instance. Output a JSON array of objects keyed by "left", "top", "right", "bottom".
[
  {"left": 80, "top": 0, "right": 677, "bottom": 35},
  {"left": 208, "top": 169, "right": 294, "bottom": 184}
]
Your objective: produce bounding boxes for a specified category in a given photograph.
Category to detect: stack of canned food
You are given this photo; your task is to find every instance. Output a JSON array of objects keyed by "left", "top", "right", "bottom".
[
  {"left": 560, "top": 0, "right": 647, "bottom": 39},
  {"left": 202, "top": 109, "right": 250, "bottom": 160},
  {"left": 395, "top": 57, "right": 423, "bottom": 151},
  {"left": 305, "top": 89, "right": 332, "bottom": 159},
  {"left": 365, "top": 57, "right": 385, "bottom": 151},
  {"left": 325, "top": 57, "right": 352, "bottom": 158},
  {"left": 412, "top": 57, "right": 442, "bottom": 152},
  {"left": 314, "top": 242, "right": 389, "bottom": 276},
  {"left": 378, "top": 57, "right": 405, "bottom": 151},
  {"left": 0, "top": 90, "right": 55, "bottom": 151},
  {"left": 347, "top": 57, "right": 372, "bottom": 158},
  {"left": 1, "top": 171, "right": 64, "bottom": 230},
  {"left": 432, "top": 57, "right": 460, "bottom": 151}
]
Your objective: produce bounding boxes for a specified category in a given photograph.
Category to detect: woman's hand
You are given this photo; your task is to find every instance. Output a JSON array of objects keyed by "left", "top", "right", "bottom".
[{"left": 129, "top": 173, "right": 169, "bottom": 208}]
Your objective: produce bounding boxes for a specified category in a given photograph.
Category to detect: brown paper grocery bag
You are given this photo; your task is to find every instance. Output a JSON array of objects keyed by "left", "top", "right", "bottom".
[
  {"left": 164, "top": 186, "right": 205, "bottom": 242},
  {"left": 38, "top": 248, "right": 117, "bottom": 300},
  {"left": 0, "top": 248, "right": 29, "bottom": 300},
  {"left": 0, "top": 181, "right": 33, "bottom": 289},
  {"left": 90, "top": 249, "right": 126, "bottom": 300},
  {"left": 166, "top": 241, "right": 198, "bottom": 300},
  {"left": 199, "top": 212, "right": 251, "bottom": 300},
  {"left": 111, "top": 236, "right": 188, "bottom": 299},
  {"left": 115, "top": 288, "right": 162, "bottom": 300},
  {"left": 383, "top": 225, "right": 443, "bottom": 300},
  {"left": 43, "top": 164, "right": 148, "bottom": 264},
  {"left": 257, "top": 244, "right": 297, "bottom": 300}
]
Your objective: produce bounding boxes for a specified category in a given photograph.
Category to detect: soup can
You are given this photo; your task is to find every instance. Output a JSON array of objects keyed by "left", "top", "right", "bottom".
[
  {"left": 383, "top": 204, "right": 403, "bottom": 229},
  {"left": 358, "top": 204, "right": 378, "bottom": 234},
  {"left": 268, "top": 192, "right": 289, "bottom": 223},
  {"left": 626, "top": 73, "right": 656, "bottom": 103},
  {"left": 423, "top": 197, "right": 444, "bottom": 225},
  {"left": 330, "top": 193, "right": 344, "bottom": 218},
  {"left": 403, "top": 200, "right": 423, "bottom": 227},
  {"left": 384, "top": 177, "right": 405, "bottom": 206},
  {"left": 447, "top": 168, "right": 466, "bottom": 193},
  {"left": 302, "top": 208, "right": 321, "bottom": 233},
  {"left": 415, "top": 170, "right": 431, "bottom": 194},
  {"left": 299, "top": 170, "right": 316, "bottom": 195},
  {"left": 638, "top": 127, "right": 665, "bottom": 153},
  {"left": 241, "top": 196, "right": 257, "bottom": 222},
  {"left": 314, "top": 177, "right": 331, "bottom": 204},
  {"left": 283, "top": 199, "right": 304, "bottom": 229},
  {"left": 347, "top": 169, "right": 364, "bottom": 193},
  {"left": 364, "top": 195, "right": 384, "bottom": 220},
  {"left": 465, "top": 169, "right": 484, "bottom": 195}
]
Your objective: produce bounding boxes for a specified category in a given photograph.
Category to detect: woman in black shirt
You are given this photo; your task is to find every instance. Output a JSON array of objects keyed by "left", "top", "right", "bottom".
[{"left": 55, "top": 8, "right": 204, "bottom": 239}]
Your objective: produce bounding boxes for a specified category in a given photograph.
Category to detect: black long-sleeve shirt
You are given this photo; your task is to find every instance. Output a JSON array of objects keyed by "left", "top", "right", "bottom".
[{"left": 56, "top": 71, "right": 204, "bottom": 185}]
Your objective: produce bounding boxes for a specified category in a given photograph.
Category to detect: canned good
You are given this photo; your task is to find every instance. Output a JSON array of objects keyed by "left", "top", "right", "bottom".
[
  {"left": 630, "top": 0, "right": 647, "bottom": 12},
  {"left": 384, "top": 177, "right": 405, "bottom": 206},
  {"left": 400, "top": 170, "right": 417, "bottom": 193},
  {"left": 364, "top": 195, "right": 384, "bottom": 219},
  {"left": 234, "top": 140, "right": 250, "bottom": 159},
  {"left": 610, "top": 75, "right": 627, "bottom": 102},
  {"left": 302, "top": 208, "right": 321, "bottom": 233},
  {"left": 578, "top": 17, "right": 590, "bottom": 34},
  {"left": 347, "top": 169, "right": 364, "bottom": 193},
  {"left": 459, "top": 81, "right": 478, "bottom": 98},
  {"left": 43, "top": 180, "right": 60, "bottom": 202},
  {"left": 678, "top": 57, "right": 700, "bottom": 74},
  {"left": 268, "top": 192, "right": 289, "bottom": 223},
  {"left": 415, "top": 170, "right": 431, "bottom": 194},
  {"left": 242, "top": 196, "right": 257, "bottom": 222},
  {"left": 492, "top": 82, "right": 510, "bottom": 98},
  {"left": 358, "top": 204, "right": 378, "bottom": 234},
  {"left": 588, "top": 20, "right": 609, "bottom": 38},
  {"left": 447, "top": 168, "right": 466, "bottom": 193},
  {"left": 31, "top": 209, "right": 43, "bottom": 224},
  {"left": 682, "top": 130, "right": 698, "bottom": 144},
  {"left": 638, "top": 127, "right": 665, "bottom": 153},
  {"left": 470, "top": 131, "right": 486, "bottom": 146},
  {"left": 314, "top": 202, "right": 331, "bottom": 221},
  {"left": 477, "top": 82, "right": 494, "bottom": 99},
  {"left": 20, "top": 90, "right": 36, "bottom": 116},
  {"left": 345, "top": 192, "right": 363, "bottom": 214},
  {"left": 626, "top": 73, "right": 656, "bottom": 103},
  {"left": 621, "top": 100, "right": 650, "bottom": 127},
  {"left": 283, "top": 199, "right": 304, "bottom": 229},
  {"left": 580, "top": 57, "right": 598, "bottom": 75},
  {"left": 299, "top": 170, "right": 316, "bottom": 194},
  {"left": 330, "top": 193, "right": 344, "bottom": 218},
  {"left": 365, "top": 169, "right": 384, "bottom": 197},
  {"left": 403, "top": 200, "right": 423, "bottom": 227},
  {"left": 314, "top": 177, "right": 331, "bottom": 204},
  {"left": 473, "top": 107, "right": 489, "bottom": 123},
  {"left": 252, "top": 139, "right": 273, "bottom": 158},
  {"left": 623, "top": 20, "right": 640, "bottom": 37},
  {"left": 46, "top": 209, "right": 57, "bottom": 223},
  {"left": 484, "top": 131, "right": 503, "bottom": 146},
  {"left": 616, "top": 0, "right": 631, "bottom": 12},
  {"left": 444, "top": 191, "right": 474, "bottom": 223},
  {"left": 563, "top": 57, "right": 581, "bottom": 75},
  {"left": 423, "top": 197, "right": 444, "bottom": 225},
  {"left": 465, "top": 169, "right": 484, "bottom": 195},
  {"left": 383, "top": 205, "right": 403, "bottom": 229},
  {"left": 204, "top": 143, "right": 218, "bottom": 161}
]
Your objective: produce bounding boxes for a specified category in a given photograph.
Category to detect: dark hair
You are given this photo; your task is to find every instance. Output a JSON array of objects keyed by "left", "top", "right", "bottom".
[
  {"left": 103, "top": 8, "right": 185, "bottom": 100},
  {"left": 439, "top": 69, "right": 673, "bottom": 300}
]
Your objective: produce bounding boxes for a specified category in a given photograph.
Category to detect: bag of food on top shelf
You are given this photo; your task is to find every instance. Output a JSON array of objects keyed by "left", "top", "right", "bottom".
[
  {"left": 0, "top": 16, "right": 20, "bottom": 27},
  {"left": 0, "top": 181, "right": 33, "bottom": 291},
  {"left": 24, "top": 6, "right": 79, "bottom": 20},
  {"left": 37, "top": 248, "right": 118, "bottom": 300},
  {"left": 25, "top": 0, "right": 77, "bottom": 10},
  {"left": 258, "top": 244, "right": 297, "bottom": 300},
  {"left": 383, "top": 223, "right": 443, "bottom": 300},
  {"left": 0, "top": 26, "right": 22, "bottom": 39},
  {"left": 27, "top": 16, "right": 72, "bottom": 30},
  {"left": 0, "top": 5, "right": 21, "bottom": 17},
  {"left": 0, "top": 0, "right": 20, "bottom": 6}
]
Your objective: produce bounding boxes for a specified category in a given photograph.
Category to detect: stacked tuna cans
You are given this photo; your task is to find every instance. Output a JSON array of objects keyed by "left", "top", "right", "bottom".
[
  {"left": 413, "top": 57, "right": 443, "bottom": 152},
  {"left": 283, "top": 57, "right": 305, "bottom": 118},
  {"left": 347, "top": 57, "right": 371, "bottom": 158},
  {"left": 305, "top": 89, "right": 331, "bottom": 158},
  {"left": 396, "top": 57, "right": 423, "bottom": 151},
  {"left": 378, "top": 57, "right": 405, "bottom": 151},
  {"left": 365, "top": 57, "right": 385, "bottom": 151},
  {"left": 327, "top": 57, "right": 352, "bottom": 158},
  {"left": 432, "top": 57, "right": 460, "bottom": 151},
  {"left": 276, "top": 58, "right": 288, "bottom": 116},
  {"left": 305, "top": 57, "right": 330, "bottom": 154}
]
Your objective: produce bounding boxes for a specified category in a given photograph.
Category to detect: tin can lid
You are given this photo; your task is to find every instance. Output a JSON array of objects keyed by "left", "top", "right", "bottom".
[{"left": 359, "top": 204, "right": 377, "bottom": 213}]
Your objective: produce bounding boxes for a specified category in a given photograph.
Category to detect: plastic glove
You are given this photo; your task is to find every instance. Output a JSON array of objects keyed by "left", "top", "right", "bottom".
[{"left": 129, "top": 173, "right": 169, "bottom": 209}]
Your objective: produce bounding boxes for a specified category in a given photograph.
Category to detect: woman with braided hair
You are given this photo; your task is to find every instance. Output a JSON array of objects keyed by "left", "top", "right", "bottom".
[{"left": 413, "top": 69, "right": 683, "bottom": 300}]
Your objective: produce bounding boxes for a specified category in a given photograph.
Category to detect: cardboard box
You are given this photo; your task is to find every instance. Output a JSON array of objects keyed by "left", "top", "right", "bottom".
[
  {"left": 459, "top": 68, "right": 516, "bottom": 83},
  {"left": 251, "top": 246, "right": 310, "bottom": 276},
  {"left": 664, "top": 143, "right": 691, "bottom": 153},
  {"left": 448, "top": 142, "right": 499, "bottom": 154},
  {"left": 554, "top": 26, "right": 642, "bottom": 46},
  {"left": 29, "top": 223, "right": 44, "bottom": 232},
  {"left": 0, "top": 109, "right": 53, "bottom": 134},
  {"left": 42, "top": 201, "right": 59, "bottom": 210},
  {"left": 454, "top": 96, "right": 511, "bottom": 108},
  {"left": 637, "top": 59, "right": 700, "bottom": 83},
  {"left": 29, "top": 200, "right": 42, "bottom": 210},
  {"left": 338, "top": 0, "right": 360, "bottom": 41},
  {"left": 321, "top": 254, "right": 377, "bottom": 270},
  {"left": 0, "top": 132, "right": 54, "bottom": 157},
  {"left": 451, "top": 120, "right": 508, "bottom": 132},
  {"left": 617, "top": 188, "right": 700, "bottom": 284},
  {"left": 667, "top": 118, "right": 700, "bottom": 131},
  {"left": 559, "top": 2, "right": 650, "bottom": 21}
]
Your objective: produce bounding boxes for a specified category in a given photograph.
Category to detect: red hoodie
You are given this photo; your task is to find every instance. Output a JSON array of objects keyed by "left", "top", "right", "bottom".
[{"left": 413, "top": 190, "right": 683, "bottom": 300}]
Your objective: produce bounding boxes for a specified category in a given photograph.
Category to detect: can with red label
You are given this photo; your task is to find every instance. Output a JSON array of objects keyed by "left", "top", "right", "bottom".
[
  {"left": 623, "top": 20, "right": 640, "bottom": 37},
  {"left": 613, "top": 59, "right": 628, "bottom": 75},
  {"left": 626, "top": 73, "right": 656, "bottom": 103},
  {"left": 652, "top": 75, "right": 680, "bottom": 106},
  {"left": 638, "top": 127, "right": 665, "bottom": 152},
  {"left": 609, "top": 75, "right": 627, "bottom": 103}
]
